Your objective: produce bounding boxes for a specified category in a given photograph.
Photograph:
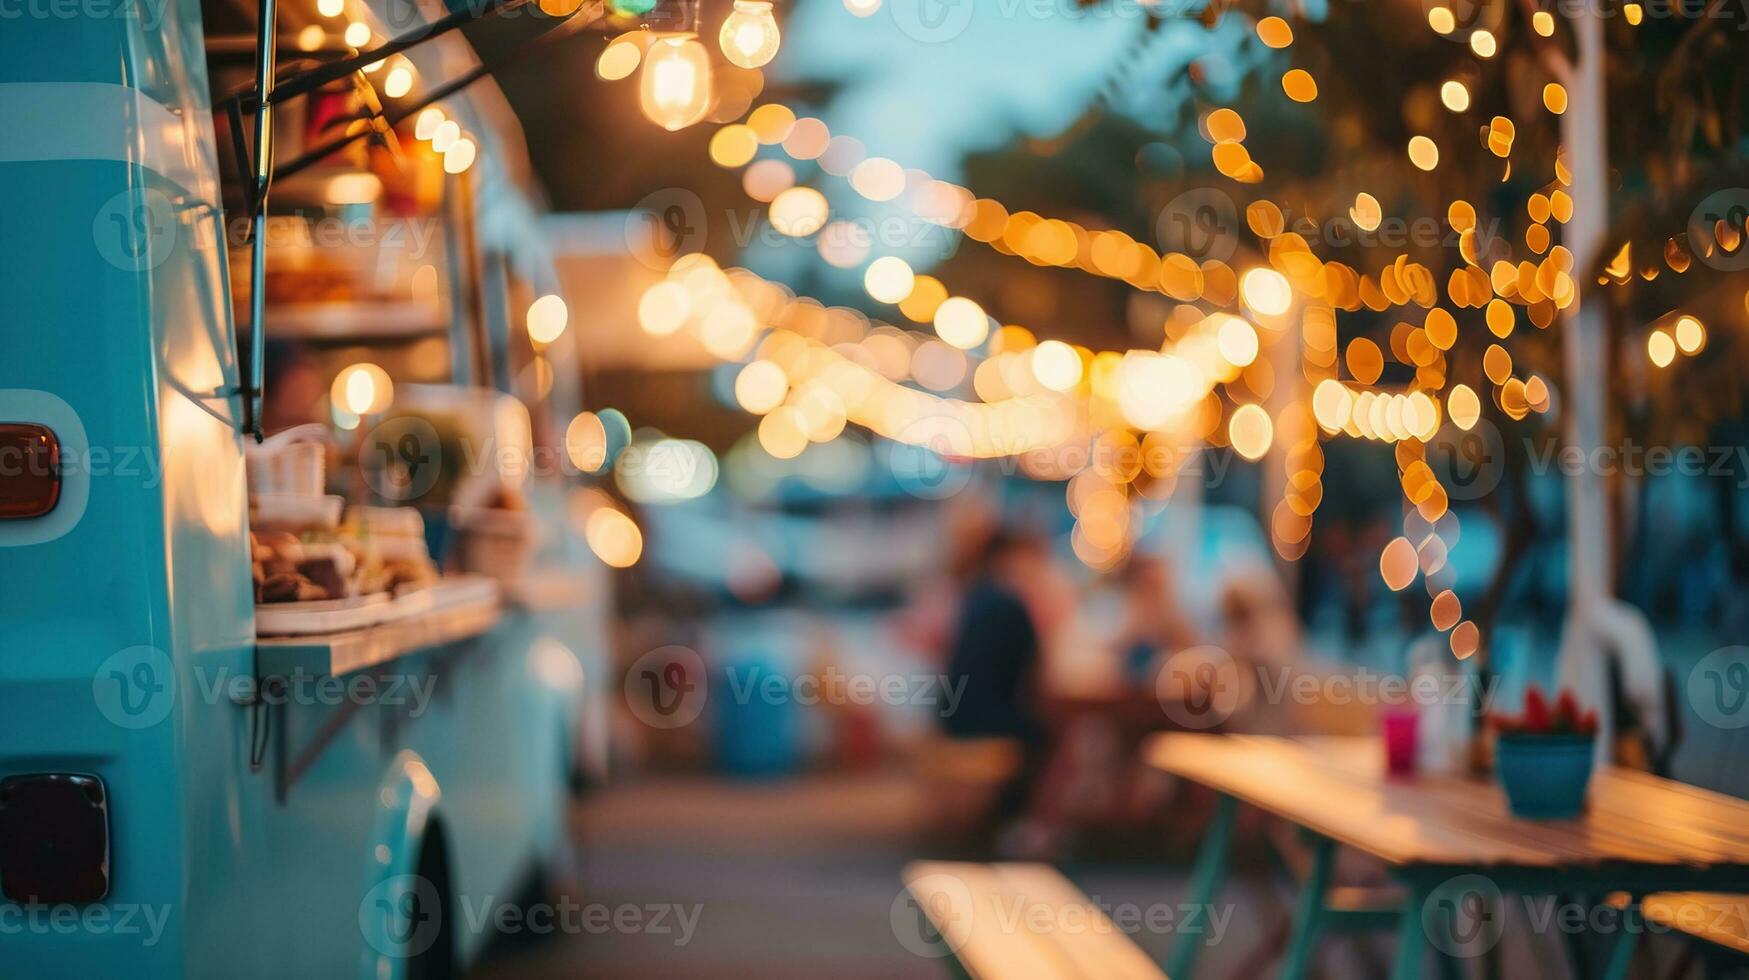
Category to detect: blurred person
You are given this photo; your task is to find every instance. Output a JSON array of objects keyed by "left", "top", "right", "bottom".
[
  {"left": 1219, "top": 564, "right": 1304, "bottom": 671},
  {"left": 1115, "top": 554, "right": 1201, "bottom": 683},
  {"left": 1200, "top": 565, "right": 1305, "bottom": 735},
  {"left": 260, "top": 340, "right": 327, "bottom": 435},
  {"left": 940, "top": 529, "right": 1063, "bottom": 853},
  {"left": 942, "top": 529, "right": 1049, "bottom": 745},
  {"left": 892, "top": 494, "right": 999, "bottom": 661}
]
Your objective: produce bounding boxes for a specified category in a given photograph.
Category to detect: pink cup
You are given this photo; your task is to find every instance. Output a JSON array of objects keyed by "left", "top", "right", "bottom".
[{"left": 1383, "top": 710, "right": 1419, "bottom": 775}]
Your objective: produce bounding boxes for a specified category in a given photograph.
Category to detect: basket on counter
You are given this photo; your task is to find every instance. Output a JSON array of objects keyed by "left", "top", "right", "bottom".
[{"left": 449, "top": 505, "right": 541, "bottom": 584}]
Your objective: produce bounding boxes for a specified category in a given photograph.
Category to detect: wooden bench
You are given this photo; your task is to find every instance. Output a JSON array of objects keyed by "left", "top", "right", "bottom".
[
  {"left": 901, "top": 861, "right": 1167, "bottom": 979},
  {"left": 1641, "top": 892, "right": 1749, "bottom": 959}
]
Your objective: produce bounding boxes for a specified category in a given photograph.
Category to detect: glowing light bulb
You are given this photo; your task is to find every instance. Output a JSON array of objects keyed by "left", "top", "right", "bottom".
[
  {"left": 1031, "top": 340, "right": 1082, "bottom": 391},
  {"left": 432, "top": 120, "right": 461, "bottom": 152},
  {"left": 933, "top": 296, "right": 989, "bottom": 350},
  {"left": 316, "top": 0, "right": 343, "bottom": 15},
  {"left": 863, "top": 256, "right": 914, "bottom": 304},
  {"left": 585, "top": 507, "right": 643, "bottom": 567},
  {"left": 383, "top": 64, "right": 413, "bottom": 98},
  {"left": 1648, "top": 330, "right": 1675, "bottom": 367},
  {"left": 343, "top": 20, "right": 370, "bottom": 47},
  {"left": 332, "top": 363, "right": 393, "bottom": 415},
  {"left": 527, "top": 294, "right": 568, "bottom": 344},
  {"left": 443, "top": 137, "right": 476, "bottom": 174},
  {"left": 1240, "top": 267, "right": 1292, "bottom": 316},
  {"left": 719, "top": 0, "right": 780, "bottom": 69},
  {"left": 1440, "top": 80, "right": 1469, "bottom": 112},
  {"left": 639, "top": 34, "right": 712, "bottom": 132},
  {"left": 597, "top": 34, "right": 643, "bottom": 80},
  {"left": 414, "top": 106, "right": 445, "bottom": 140}
]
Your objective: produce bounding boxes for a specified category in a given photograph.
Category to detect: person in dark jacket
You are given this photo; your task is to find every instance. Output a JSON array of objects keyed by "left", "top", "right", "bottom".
[{"left": 941, "top": 530, "right": 1050, "bottom": 833}]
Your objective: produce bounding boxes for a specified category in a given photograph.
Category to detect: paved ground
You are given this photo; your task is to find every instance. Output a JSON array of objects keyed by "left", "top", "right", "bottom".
[
  {"left": 471, "top": 769, "right": 1328, "bottom": 979},
  {"left": 469, "top": 769, "right": 1697, "bottom": 979}
]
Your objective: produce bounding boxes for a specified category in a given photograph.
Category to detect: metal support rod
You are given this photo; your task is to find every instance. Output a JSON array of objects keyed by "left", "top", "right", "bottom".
[
  {"left": 452, "top": 168, "right": 493, "bottom": 390},
  {"left": 243, "top": 0, "right": 279, "bottom": 443},
  {"left": 1280, "top": 835, "right": 1336, "bottom": 980},
  {"left": 1163, "top": 792, "right": 1238, "bottom": 979},
  {"left": 219, "top": 0, "right": 534, "bottom": 115},
  {"left": 273, "top": 61, "right": 493, "bottom": 181},
  {"left": 271, "top": 7, "right": 599, "bottom": 183}
]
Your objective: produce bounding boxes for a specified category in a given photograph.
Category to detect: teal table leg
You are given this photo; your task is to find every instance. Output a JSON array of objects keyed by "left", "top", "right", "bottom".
[
  {"left": 1279, "top": 835, "right": 1335, "bottom": 980},
  {"left": 1391, "top": 884, "right": 1431, "bottom": 980},
  {"left": 1601, "top": 899, "right": 1640, "bottom": 980},
  {"left": 1164, "top": 793, "right": 1238, "bottom": 980}
]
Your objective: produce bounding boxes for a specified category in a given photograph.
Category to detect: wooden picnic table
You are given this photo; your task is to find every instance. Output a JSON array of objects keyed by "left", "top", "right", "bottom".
[{"left": 1144, "top": 733, "right": 1749, "bottom": 980}]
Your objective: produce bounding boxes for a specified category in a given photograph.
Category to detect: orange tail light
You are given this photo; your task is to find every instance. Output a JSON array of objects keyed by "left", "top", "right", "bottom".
[{"left": 0, "top": 423, "right": 60, "bottom": 519}]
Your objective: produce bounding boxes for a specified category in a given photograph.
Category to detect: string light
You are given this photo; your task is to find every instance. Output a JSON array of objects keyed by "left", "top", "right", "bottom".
[
  {"left": 719, "top": 0, "right": 781, "bottom": 69},
  {"left": 442, "top": 137, "right": 476, "bottom": 174},
  {"left": 639, "top": 33, "right": 713, "bottom": 131},
  {"left": 414, "top": 106, "right": 445, "bottom": 140},
  {"left": 527, "top": 294, "right": 568, "bottom": 344},
  {"left": 382, "top": 62, "right": 414, "bottom": 99}
]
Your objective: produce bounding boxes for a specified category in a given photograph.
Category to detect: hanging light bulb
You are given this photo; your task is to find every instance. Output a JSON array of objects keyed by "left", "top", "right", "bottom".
[
  {"left": 382, "top": 59, "right": 414, "bottom": 98},
  {"left": 414, "top": 106, "right": 445, "bottom": 140},
  {"left": 639, "top": 33, "right": 712, "bottom": 132},
  {"left": 718, "top": 0, "right": 780, "bottom": 69}
]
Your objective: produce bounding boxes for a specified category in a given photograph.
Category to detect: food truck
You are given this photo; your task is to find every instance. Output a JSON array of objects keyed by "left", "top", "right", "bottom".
[{"left": 0, "top": 0, "right": 609, "bottom": 974}]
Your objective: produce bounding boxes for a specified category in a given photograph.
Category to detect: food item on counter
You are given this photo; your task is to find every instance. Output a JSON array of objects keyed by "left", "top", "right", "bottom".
[
  {"left": 252, "top": 530, "right": 343, "bottom": 604},
  {"left": 250, "top": 506, "right": 442, "bottom": 605},
  {"left": 357, "top": 556, "right": 440, "bottom": 596}
]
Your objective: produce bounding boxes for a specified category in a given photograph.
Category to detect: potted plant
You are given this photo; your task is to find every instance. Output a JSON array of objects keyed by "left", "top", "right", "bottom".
[{"left": 1490, "top": 686, "right": 1599, "bottom": 819}]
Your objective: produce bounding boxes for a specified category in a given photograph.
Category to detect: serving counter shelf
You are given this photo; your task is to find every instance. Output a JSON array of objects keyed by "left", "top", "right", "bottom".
[
  {"left": 502, "top": 567, "right": 592, "bottom": 613},
  {"left": 248, "top": 576, "right": 502, "bottom": 801},
  {"left": 255, "top": 575, "right": 501, "bottom": 677}
]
